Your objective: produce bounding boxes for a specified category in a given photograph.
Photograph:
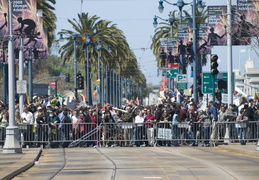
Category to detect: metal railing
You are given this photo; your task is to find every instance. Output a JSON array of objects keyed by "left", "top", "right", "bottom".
[{"left": 0, "top": 121, "right": 258, "bottom": 147}]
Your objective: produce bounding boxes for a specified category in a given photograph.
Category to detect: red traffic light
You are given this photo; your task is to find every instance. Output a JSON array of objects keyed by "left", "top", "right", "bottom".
[
  {"left": 211, "top": 54, "right": 219, "bottom": 75},
  {"left": 211, "top": 54, "right": 218, "bottom": 61}
]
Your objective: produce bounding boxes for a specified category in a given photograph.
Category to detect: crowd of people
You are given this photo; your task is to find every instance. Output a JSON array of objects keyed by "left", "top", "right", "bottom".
[{"left": 0, "top": 94, "right": 259, "bottom": 148}]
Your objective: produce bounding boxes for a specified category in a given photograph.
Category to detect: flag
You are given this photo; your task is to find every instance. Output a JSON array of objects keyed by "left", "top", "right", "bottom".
[
  {"left": 123, "top": 98, "right": 129, "bottom": 104},
  {"left": 233, "top": 87, "right": 247, "bottom": 97},
  {"left": 254, "top": 92, "right": 259, "bottom": 102},
  {"left": 160, "top": 91, "right": 166, "bottom": 100},
  {"left": 24, "top": 91, "right": 30, "bottom": 104},
  {"left": 80, "top": 93, "right": 86, "bottom": 102},
  {"left": 135, "top": 97, "right": 140, "bottom": 106}
]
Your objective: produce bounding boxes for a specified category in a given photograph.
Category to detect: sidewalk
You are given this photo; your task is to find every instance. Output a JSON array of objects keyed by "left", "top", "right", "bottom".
[
  {"left": 217, "top": 142, "right": 259, "bottom": 158},
  {"left": 0, "top": 148, "right": 42, "bottom": 180}
]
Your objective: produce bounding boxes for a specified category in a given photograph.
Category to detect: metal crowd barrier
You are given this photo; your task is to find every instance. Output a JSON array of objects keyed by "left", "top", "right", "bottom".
[{"left": 0, "top": 121, "right": 258, "bottom": 147}]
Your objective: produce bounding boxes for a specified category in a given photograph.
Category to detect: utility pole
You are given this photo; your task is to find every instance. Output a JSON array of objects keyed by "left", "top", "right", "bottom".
[
  {"left": 3, "top": 0, "right": 22, "bottom": 153},
  {"left": 18, "top": 38, "right": 24, "bottom": 114},
  {"left": 28, "top": 48, "right": 33, "bottom": 103},
  {"left": 227, "top": 0, "right": 233, "bottom": 105}
]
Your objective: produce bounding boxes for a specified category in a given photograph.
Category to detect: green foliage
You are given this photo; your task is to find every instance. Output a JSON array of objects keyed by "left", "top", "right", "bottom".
[
  {"left": 37, "top": 0, "right": 57, "bottom": 47},
  {"left": 57, "top": 12, "right": 147, "bottom": 87}
]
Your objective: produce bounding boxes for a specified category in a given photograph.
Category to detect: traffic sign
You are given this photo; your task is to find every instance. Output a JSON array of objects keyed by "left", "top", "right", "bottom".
[
  {"left": 202, "top": 72, "right": 215, "bottom": 94},
  {"left": 166, "top": 69, "right": 178, "bottom": 78},
  {"left": 176, "top": 74, "right": 188, "bottom": 83},
  {"left": 17, "top": 80, "right": 27, "bottom": 94},
  {"left": 202, "top": 72, "right": 235, "bottom": 94},
  {"left": 176, "top": 83, "right": 187, "bottom": 90},
  {"left": 218, "top": 72, "right": 235, "bottom": 93},
  {"left": 166, "top": 63, "right": 179, "bottom": 69},
  {"left": 50, "top": 81, "right": 56, "bottom": 89}
]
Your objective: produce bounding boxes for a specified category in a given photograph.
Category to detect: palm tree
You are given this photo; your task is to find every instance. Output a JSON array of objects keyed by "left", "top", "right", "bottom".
[
  {"left": 37, "top": 0, "right": 57, "bottom": 47},
  {"left": 59, "top": 13, "right": 130, "bottom": 72},
  {"left": 58, "top": 13, "right": 146, "bottom": 92}
]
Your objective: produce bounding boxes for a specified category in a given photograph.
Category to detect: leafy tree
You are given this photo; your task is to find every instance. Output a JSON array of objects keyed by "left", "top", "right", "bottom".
[
  {"left": 58, "top": 13, "right": 146, "bottom": 87},
  {"left": 37, "top": 0, "right": 57, "bottom": 47}
]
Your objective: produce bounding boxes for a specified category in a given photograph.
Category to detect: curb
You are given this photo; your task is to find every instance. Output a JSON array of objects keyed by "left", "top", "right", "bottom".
[{"left": 1, "top": 149, "right": 43, "bottom": 180}]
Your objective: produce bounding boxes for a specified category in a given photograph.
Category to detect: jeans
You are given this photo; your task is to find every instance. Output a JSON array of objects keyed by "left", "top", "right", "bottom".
[
  {"left": 203, "top": 126, "right": 211, "bottom": 145},
  {"left": 237, "top": 127, "right": 247, "bottom": 145},
  {"left": 187, "top": 125, "right": 194, "bottom": 144},
  {"left": 172, "top": 124, "right": 179, "bottom": 146}
]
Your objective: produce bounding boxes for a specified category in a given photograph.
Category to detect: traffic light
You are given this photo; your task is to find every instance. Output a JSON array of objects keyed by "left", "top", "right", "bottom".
[
  {"left": 174, "top": 54, "right": 179, "bottom": 63},
  {"left": 65, "top": 73, "right": 70, "bottom": 82},
  {"left": 197, "top": 74, "right": 201, "bottom": 85},
  {"left": 77, "top": 75, "right": 84, "bottom": 89},
  {"left": 76, "top": 73, "right": 84, "bottom": 89},
  {"left": 211, "top": 54, "right": 219, "bottom": 76}
]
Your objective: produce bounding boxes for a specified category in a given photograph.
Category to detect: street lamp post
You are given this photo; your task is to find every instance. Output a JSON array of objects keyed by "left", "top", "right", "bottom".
[
  {"left": 28, "top": 48, "right": 33, "bottom": 102},
  {"left": 18, "top": 38, "right": 24, "bottom": 115},
  {"left": 105, "top": 45, "right": 112, "bottom": 104},
  {"left": 3, "top": 0, "right": 22, "bottom": 153},
  {"left": 158, "top": 0, "right": 203, "bottom": 103},
  {"left": 72, "top": 35, "right": 78, "bottom": 100},
  {"left": 193, "top": 0, "right": 203, "bottom": 103},
  {"left": 158, "top": 0, "right": 189, "bottom": 74},
  {"left": 106, "top": 65, "right": 110, "bottom": 104},
  {"left": 59, "top": 33, "right": 78, "bottom": 100},
  {"left": 84, "top": 34, "right": 93, "bottom": 106},
  {"left": 97, "top": 40, "right": 102, "bottom": 105},
  {"left": 153, "top": 14, "right": 176, "bottom": 92}
]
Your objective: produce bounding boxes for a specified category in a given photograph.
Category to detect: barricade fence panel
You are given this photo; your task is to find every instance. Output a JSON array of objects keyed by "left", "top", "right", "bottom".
[{"left": 0, "top": 121, "right": 258, "bottom": 147}]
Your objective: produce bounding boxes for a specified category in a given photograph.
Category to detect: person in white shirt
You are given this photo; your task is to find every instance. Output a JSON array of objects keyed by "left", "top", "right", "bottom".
[
  {"left": 21, "top": 107, "right": 34, "bottom": 124},
  {"left": 134, "top": 110, "right": 146, "bottom": 147},
  {"left": 20, "top": 107, "right": 34, "bottom": 145}
]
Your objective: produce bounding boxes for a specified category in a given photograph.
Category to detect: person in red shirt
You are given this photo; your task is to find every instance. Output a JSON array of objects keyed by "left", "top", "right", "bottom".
[
  {"left": 144, "top": 109, "right": 156, "bottom": 146},
  {"left": 89, "top": 108, "right": 98, "bottom": 146}
]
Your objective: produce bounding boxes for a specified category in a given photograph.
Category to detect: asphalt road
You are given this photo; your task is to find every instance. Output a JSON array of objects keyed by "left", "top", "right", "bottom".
[{"left": 13, "top": 146, "right": 259, "bottom": 180}]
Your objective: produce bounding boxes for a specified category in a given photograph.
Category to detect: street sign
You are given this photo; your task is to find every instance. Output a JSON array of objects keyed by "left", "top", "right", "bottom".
[
  {"left": 17, "top": 80, "right": 27, "bottom": 94},
  {"left": 166, "top": 63, "right": 179, "bottom": 69},
  {"left": 166, "top": 69, "right": 178, "bottom": 78},
  {"left": 176, "top": 74, "right": 188, "bottom": 83},
  {"left": 219, "top": 72, "right": 235, "bottom": 93},
  {"left": 176, "top": 83, "right": 187, "bottom": 90},
  {"left": 202, "top": 72, "right": 215, "bottom": 94},
  {"left": 202, "top": 72, "right": 235, "bottom": 94},
  {"left": 50, "top": 81, "right": 56, "bottom": 89}
]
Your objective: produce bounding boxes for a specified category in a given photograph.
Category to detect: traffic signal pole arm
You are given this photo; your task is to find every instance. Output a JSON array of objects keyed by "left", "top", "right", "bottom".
[{"left": 33, "top": 75, "right": 68, "bottom": 83}]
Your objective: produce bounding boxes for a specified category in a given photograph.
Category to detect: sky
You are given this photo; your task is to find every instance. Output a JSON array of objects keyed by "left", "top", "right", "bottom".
[{"left": 53, "top": 0, "right": 259, "bottom": 86}]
